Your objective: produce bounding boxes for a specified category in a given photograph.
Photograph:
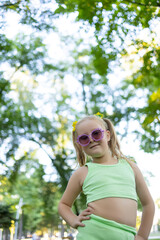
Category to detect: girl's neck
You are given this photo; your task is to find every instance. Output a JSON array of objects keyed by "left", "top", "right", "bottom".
[{"left": 92, "top": 154, "right": 118, "bottom": 165}]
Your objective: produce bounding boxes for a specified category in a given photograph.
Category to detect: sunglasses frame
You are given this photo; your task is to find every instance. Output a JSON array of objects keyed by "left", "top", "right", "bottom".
[{"left": 76, "top": 128, "right": 105, "bottom": 147}]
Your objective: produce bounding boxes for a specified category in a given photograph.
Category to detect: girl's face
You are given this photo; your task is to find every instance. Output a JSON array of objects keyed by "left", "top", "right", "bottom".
[{"left": 76, "top": 119, "right": 110, "bottom": 159}]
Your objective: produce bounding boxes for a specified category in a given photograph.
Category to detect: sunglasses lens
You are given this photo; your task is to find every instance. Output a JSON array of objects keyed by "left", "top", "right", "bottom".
[
  {"left": 92, "top": 129, "right": 102, "bottom": 140},
  {"left": 79, "top": 135, "right": 90, "bottom": 145}
]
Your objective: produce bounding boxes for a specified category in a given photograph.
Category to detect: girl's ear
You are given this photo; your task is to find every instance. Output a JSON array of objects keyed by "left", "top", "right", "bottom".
[{"left": 106, "top": 130, "right": 111, "bottom": 142}]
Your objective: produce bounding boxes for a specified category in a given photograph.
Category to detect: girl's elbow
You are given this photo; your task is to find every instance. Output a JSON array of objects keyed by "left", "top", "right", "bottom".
[
  {"left": 149, "top": 196, "right": 155, "bottom": 210},
  {"left": 149, "top": 200, "right": 155, "bottom": 219},
  {"left": 58, "top": 200, "right": 70, "bottom": 214}
]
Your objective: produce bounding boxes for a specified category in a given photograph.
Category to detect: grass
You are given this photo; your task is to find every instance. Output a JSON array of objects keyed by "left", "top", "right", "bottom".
[
  {"left": 149, "top": 237, "right": 160, "bottom": 240},
  {"left": 149, "top": 239, "right": 160, "bottom": 240}
]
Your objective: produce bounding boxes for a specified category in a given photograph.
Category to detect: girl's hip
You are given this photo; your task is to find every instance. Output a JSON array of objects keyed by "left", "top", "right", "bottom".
[{"left": 76, "top": 214, "right": 136, "bottom": 240}]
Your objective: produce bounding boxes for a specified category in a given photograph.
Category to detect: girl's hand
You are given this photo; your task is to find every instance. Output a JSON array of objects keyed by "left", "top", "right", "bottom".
[
  {"left": 134, "top": 235, "right": 145, "bottom": 240},
  {"left": 72, "top": 207, "right": 92, "bottom": 229}
]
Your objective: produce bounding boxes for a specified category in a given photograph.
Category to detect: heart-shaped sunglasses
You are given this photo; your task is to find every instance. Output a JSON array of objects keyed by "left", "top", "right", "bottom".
[{"left": 77, "top": 128, "right": 106, "bottom": 146}]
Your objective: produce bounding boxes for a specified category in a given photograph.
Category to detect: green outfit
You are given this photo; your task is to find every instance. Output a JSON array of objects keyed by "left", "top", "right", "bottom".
[
  {"left": 76, "top": 159, "right": 137, "bottom": 240},
  {"left": 77, "top": 214, "right": 136, "bottom": 240},
  {"left": 83, "top": 158, "right": 137, "bottom": 204}
]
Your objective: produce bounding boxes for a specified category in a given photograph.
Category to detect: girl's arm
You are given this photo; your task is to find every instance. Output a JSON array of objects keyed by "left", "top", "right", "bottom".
[
  {"left": 58, "top": 167, "right": 91, "bottom": 228},
  {"left": 131, "top": 162, "right": 155, "bottom": 240}
]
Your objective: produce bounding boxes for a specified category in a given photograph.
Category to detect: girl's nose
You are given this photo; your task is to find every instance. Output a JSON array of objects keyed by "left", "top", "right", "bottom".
[{"left": 89, "top": 135, "right": 94, "bottom": 143}]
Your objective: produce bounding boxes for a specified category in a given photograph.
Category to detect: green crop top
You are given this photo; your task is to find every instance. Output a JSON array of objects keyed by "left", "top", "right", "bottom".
[{"left": 82, "top": 159, "right": 137, "bottom": 204}]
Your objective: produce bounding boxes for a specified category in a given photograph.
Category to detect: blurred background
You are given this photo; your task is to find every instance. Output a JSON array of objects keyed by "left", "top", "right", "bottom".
[{"left": 0, "top": 0, "right": 160, "bottom": 239}]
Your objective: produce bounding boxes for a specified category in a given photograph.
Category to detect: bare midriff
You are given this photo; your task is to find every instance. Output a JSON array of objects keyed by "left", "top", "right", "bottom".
[{"left": 87, "top": 197, "right": 137, "bottom": 228}]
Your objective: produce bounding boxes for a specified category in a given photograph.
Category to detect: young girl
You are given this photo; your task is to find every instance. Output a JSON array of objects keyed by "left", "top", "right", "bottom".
[{"left": 58, "top": 114, "right": 155, "bottom": 240}]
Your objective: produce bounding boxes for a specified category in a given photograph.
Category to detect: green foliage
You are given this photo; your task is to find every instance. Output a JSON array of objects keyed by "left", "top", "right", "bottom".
[
  {"left": 53, "top": 0, "right": 160, "bottom": 89},
  {"left": 0, "top": 34, "right": 14, "bottom": 57},
  {"left": 0, "top": 204, "right": 16, "bottom": 228},
  {"left": 0, "top": 77, "right": 58, "bottom": 164},
  {"left": 54, "top": 0, "right": 160, "bottom": 24},
  {"left": 0, "top": 0, "right": 55, "bottom": 31},
  {"left": 40, "top": 181, "right": 60, "bottom": 229},
  {"left": 4, "top": 160, "right": 61, "bottom": 232},
  {"left": 91, "top": 45, "right": 109, "bottom": 76},
  {"left": 0, "top": 33, "right": 54, "bottom": 74},
  {"left": 121, "top": 40, "right": 160, "bottom": 152}
]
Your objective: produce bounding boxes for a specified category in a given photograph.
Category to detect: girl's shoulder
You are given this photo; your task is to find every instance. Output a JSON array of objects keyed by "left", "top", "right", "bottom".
[
  {"left": 73, "top": 165, "right": 88, "bottom": 186},
  {"left": 125, "top": 159, "right": 142, "bottom": 179}
]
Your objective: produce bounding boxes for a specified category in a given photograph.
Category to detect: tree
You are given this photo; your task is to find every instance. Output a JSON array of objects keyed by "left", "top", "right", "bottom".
[
  {"left": 53, "top": 0, "right": 160, "bottom": 73},
  {"left": 52, "top": 0, "right": 160, "bottom": 152},
  {"left": 0, "top": 204, "right": 15, "bottom": 228},
  {"left": 2, "top": 157, "right": 61, "bottom": 235},
  {"left": 0, "top": 204, "right": 16, "bottom": 240},
  {"left": 1, "top": 0, "right": 159, "bottom": 154},
  {"left": 0, "top": 0, "right": 55, "bottom": 31},
  {"left": 120, "top": 34, "right": 160, "bottom": 152}
]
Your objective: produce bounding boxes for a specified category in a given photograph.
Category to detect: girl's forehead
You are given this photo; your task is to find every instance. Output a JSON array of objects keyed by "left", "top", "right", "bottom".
[{"left": 77, "top": 119, "right": 104, "bottom": 134}]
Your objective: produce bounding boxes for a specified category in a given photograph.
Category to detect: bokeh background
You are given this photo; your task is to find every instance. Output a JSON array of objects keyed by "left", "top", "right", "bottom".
[{"left": 0, "top": 0, "right": 160, "bottom": 239}]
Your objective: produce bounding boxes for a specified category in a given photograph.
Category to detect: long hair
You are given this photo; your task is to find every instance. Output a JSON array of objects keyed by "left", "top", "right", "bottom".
[{"left": 72, "top": 115, "right": 127, "bottom": 166}]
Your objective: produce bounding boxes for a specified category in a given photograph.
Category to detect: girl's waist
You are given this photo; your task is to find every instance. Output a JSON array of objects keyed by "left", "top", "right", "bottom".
[{"left": 87, "top": 197, "right": 137, "bottom": 228}]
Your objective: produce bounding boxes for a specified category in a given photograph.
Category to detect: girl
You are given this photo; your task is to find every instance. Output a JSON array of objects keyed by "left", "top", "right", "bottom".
[{"left": 58, "top": 114, "right": 155, "bottom": 240}]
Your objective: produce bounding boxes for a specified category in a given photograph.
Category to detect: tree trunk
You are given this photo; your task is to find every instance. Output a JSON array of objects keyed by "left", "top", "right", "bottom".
[
  {"left": 18, "top": 213, "right": 23, "bottom": 240},
  {"left": 3, "top": 229, "right": 9, "bottom": 240}
]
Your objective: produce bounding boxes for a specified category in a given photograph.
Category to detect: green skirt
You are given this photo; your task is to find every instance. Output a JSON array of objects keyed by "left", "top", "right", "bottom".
[{"left": 76, "top": 214, "right": 136, "bottom": 240}]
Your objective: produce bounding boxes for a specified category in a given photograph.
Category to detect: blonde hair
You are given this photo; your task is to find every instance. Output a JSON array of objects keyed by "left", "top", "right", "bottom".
[{"left": 72, "top": 115, "right": 127, "bottom": 166}]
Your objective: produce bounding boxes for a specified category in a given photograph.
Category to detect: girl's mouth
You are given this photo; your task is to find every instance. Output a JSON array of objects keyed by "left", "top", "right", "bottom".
[{"left": 90, "top": 144, "right": 99, "bottom": 149}]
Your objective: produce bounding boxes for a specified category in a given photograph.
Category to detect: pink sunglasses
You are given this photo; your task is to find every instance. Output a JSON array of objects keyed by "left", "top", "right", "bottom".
[{"left": 77, "top": 128, "right": 106, "bottom": 146}]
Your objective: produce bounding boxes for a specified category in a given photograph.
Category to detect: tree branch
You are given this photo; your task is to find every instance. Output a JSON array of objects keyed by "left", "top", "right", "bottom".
[
  {"left": 9, "top": 66, "right": 22, "bottom": 80},
  {"left": 0, "top": 1, "right": 20, "bottom": 8},
  {"left": 29, "top": 138, "right": 54, "bottom": 162},
  {"left": 122, "top": 0, "right": 160, "bottom": 7}
]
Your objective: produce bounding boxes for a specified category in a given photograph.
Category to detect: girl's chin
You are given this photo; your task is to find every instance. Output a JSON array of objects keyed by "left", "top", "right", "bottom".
[{"left": 89, "top": 152, "right": 102, "bottom": 158}]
